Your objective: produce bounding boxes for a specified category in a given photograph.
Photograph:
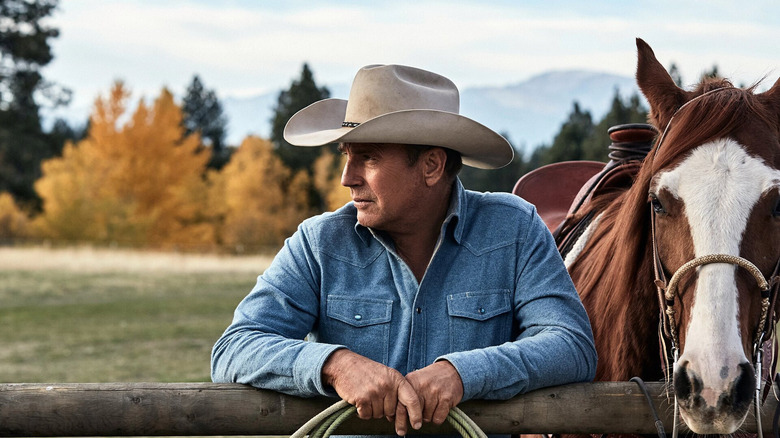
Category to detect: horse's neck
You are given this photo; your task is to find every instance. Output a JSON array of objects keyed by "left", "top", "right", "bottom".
[{"left": 572, "top": 241, "right": 663, "bottom": 381}]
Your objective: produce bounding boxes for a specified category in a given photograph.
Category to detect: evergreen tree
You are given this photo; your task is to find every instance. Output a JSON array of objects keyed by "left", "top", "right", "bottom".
[
  {"left": 270, "top": 63, "right": 331, "bottom": 172},
  {"left": 701, "top": 65, "right": 720, "bottom": 80},
  {"left": 668, "top": 63, "right": 683, "bottom": 87},
  {"left": 539, "top": 102, "right": 594, "bottom": 165},
  {"left": 0, "top": 0, "right": 70, "bottom": 208},
  {"left": 580, "top": 90, "right": 648, "bottom": 162},
  {"left": 459, "top": 133, "right": 527, "bottom": 193},
  {"left": 181, "top": 75, "right": 228, "bottom": 169}
]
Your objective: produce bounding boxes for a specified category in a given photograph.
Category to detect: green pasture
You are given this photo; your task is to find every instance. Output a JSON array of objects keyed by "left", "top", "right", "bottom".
[{"left": 0, "top": 268, "right": 256, "bottom": 383}]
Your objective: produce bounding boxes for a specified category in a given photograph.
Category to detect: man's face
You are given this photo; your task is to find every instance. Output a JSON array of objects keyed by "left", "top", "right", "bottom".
[{"left": 340, "top": 143, "right": 425, "bottom": 233}]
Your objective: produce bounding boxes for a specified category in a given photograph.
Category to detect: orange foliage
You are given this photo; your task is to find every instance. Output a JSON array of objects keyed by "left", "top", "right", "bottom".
[
  {"left": 312, "top": 151, "right": 351, "bottom": 212},
  {"left": 0, "top": 192, "right": 30, "bottom": 239},
  {"left": 35, "top": 82, "right": 213, "bottom": 248},
  {"left": 212, "top": 136, "right": 312, "bottom": 250}
]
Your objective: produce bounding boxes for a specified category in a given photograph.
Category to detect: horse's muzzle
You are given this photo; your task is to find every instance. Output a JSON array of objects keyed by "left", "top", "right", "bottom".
[{"left": 673, "top": 360, "right": 754, "bottom": 433}]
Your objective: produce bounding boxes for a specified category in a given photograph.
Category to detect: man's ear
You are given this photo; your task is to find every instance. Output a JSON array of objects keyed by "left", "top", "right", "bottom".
[{"left": 421, "top": 147, "right": 447, "bottom": 186}]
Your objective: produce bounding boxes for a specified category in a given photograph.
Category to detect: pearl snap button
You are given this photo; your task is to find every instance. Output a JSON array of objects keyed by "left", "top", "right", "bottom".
[
  {"left": 478, "top": 308, "right": 485, "bottom": 314},
  {"left": 354, "top": 314, "right": 362, "bottom": 320}
]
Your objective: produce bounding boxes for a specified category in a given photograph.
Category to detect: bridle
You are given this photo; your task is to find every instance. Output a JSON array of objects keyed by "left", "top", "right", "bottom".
[
  {"left": 647, "top": 88, "right": 780, "bottom": 438},
  {"left": 651, "top": 207, "right": 780, "bottom": 438}
]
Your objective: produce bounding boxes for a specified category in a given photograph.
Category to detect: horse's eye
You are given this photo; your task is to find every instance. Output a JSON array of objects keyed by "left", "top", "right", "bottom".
[
  {"left": 650, "top": 195, "right": 667, "bottom": 215},
  {"left": 774, "top": 198, "right": 780, "bottom": 218}
]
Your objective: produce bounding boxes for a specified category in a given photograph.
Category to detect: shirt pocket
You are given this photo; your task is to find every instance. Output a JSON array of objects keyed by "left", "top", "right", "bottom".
[
  {"left": 446, "top": 290, "right": 512, "bottom": 351},
  {"left": 324, "top": 295, "right": 393, "bottom": 365}
]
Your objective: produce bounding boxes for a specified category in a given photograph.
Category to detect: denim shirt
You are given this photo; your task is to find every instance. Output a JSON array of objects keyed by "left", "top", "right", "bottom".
[{"left": 211, "top": 179, "right": 596, "bottom": 401}]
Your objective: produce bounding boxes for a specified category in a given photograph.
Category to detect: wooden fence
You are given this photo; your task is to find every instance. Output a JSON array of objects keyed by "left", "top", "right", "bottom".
[{"left": 0, "top": 382, "right": 776, "bottom": 436}]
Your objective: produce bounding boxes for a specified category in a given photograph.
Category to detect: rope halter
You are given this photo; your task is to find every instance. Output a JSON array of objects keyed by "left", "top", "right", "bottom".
[{"left": 662, "top": 253, "right": 772, "bottom": 351}]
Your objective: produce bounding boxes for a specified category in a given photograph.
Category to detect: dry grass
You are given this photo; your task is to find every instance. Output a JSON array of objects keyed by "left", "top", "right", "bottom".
[
  {"left": 0, "top": 245, "right": 273, "bottom": 273},
  {"left": 0, "top": 245, "right": 272, "bottom": 383}
]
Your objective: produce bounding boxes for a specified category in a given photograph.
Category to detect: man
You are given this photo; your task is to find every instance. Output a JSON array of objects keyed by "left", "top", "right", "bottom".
[{"left": 211, "top": 64, "right": 596, "bottom": 436}]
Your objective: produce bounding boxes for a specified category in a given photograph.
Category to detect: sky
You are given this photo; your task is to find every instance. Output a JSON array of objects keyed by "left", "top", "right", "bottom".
[{"left": 43, "top": 0, "right": 780, "bottom": 116}]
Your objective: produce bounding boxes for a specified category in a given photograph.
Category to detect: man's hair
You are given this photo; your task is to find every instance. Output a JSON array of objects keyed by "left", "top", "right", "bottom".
[{"left": 403, "top": 144, "right": 463, "bottom": 179}]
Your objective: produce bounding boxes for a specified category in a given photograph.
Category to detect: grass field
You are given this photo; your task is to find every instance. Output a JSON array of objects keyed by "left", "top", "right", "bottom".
[{"left": 0, "top": 246, "right": 272, "bottom": 383}]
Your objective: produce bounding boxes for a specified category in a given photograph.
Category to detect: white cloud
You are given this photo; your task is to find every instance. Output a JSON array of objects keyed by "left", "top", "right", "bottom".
[{"left": 43, "top": 0, "right": 780, "bottom": 112}]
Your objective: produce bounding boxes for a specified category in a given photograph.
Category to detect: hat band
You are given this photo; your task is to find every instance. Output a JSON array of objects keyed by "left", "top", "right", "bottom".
[{"left": 342, "top": 121, "right": 361, "bottom": 128}]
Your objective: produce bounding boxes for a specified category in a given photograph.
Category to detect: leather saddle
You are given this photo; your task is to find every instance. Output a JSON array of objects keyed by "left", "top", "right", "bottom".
[{"left": 512, "top": 124, "right": 658, "bottom": 249}]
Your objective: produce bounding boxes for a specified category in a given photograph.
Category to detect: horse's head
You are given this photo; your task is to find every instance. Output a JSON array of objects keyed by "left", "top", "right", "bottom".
[{"left": 636, "top": 38, "right": 780, "bottom": 433}]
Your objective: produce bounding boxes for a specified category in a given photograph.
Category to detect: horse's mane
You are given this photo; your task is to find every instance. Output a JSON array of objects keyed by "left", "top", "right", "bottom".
[{"left": 568, "top": 78, "right": 774, "bottom": 379}]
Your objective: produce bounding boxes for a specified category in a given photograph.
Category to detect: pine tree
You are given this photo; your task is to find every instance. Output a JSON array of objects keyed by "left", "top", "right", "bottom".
[
  {"left": 181, "top": 75, "right": 228, "bottom": 169},
  {"left": 0, "top": 0, "right": 71, "bottom": 208},
  {"left": 270, "top": 63, "right": 331, "bottom": 172},
  {"left": 538, "top": 102, "right": 594, "bottom": 165},
  {"left": 580, "top": 90, "right": 648, "bottom": 162}
]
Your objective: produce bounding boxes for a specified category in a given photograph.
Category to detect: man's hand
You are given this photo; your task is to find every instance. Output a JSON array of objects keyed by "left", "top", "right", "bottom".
[
  {"left": 403, "top": 360, "right": 464, "bottom": 425},
  {"left": 321, "top": 349, "right": 422, "bottom": 435}
]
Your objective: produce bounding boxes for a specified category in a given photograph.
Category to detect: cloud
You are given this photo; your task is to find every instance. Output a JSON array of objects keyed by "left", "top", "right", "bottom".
[{"left": 44, "top": 0, "right": 780, "bottom": 111}]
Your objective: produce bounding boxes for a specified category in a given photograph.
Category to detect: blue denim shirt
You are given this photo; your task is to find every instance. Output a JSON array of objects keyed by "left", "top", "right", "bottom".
[{"left": 211, "top": 179, "right": 596, "bottom": 401}]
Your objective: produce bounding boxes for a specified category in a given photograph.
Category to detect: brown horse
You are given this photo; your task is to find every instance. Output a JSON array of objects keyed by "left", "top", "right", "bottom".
[{"left": 558, "top": 39, "right": 780, "bottom": 434}]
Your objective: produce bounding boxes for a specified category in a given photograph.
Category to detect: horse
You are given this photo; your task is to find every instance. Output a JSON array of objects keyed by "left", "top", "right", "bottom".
[{"left": 552, "top": 39, "right": 780, "bottom": 434}]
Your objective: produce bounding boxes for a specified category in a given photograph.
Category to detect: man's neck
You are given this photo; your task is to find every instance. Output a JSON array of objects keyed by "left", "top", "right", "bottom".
[{"left": 387, "top": 184, "right": 453, "bottom": 282}]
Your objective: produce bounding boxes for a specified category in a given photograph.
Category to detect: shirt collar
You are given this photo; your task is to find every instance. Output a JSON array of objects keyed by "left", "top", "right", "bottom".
[{"left": 352, "top": 177, "right": 467, "bottom": 246}]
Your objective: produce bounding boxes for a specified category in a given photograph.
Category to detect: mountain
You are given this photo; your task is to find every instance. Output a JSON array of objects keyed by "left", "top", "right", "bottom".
[
  {"left": 222, "top": 70, "right": 643, "bottom": 151},
  {"left": 460, "top": 70, "right": 643, "bottom": 151},
  {"left": 42, "top": 70, "right": 644, "bottom": 151}
]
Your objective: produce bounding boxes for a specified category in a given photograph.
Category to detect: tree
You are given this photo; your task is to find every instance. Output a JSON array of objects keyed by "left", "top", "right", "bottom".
[
  {"left": 580, "top": 90, "right": 648, "bottom": 162},
  {"left": 536, "top": 102, "right": 594, "bottom": 165},
  {"left": 181, "top": 75, "right": 228, "bottom": 169},
  {"left": 0, "top": 191, "right": 29, "bottom": 240},
  {"left": 35, "top": 82, "right": 214, "bottom": 248},
  {"left": 312, "top": 150, "right": 351, "bottom": 211},
  {"left": 0, "top": 0, "right": 71, "bottom": 208},
  {"left": 459, "top": 133, "right": 527, "bottom": 193},
  {"left": 270, "top": 63, "right": 331, "bottom": 173},
  {"left": 212, "top": 136, "right": 311, "bottom": 250},
  {"left": 668, "top": 63, "right": 683, "bottom": 87}
]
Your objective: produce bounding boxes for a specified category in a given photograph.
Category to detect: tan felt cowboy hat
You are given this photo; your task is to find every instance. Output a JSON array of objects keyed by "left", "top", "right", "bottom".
[{"left": 283, "top": 64, "right": 514, "bottom": 169}]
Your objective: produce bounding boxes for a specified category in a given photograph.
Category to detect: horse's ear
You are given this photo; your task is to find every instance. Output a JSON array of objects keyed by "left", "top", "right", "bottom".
[
  {"left": 635, "top": 38, "right": 692, "bottom": 129},
  {"left": 757, "top": 76, "right": 780, "bottom": 129}
]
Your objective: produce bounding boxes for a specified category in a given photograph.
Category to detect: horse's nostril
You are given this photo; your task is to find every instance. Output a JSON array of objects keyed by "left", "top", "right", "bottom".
[
  {"left": 725, "top": 362, "right": 755, "bottom": 412},
  {"left": 674, "top": 364, "right": 693, "bottom": 401}
]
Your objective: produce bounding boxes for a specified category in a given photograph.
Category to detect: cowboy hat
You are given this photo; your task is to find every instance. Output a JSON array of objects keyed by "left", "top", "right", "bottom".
[{"left": 283, "top": 64, "right": 514, "bottom": 169}]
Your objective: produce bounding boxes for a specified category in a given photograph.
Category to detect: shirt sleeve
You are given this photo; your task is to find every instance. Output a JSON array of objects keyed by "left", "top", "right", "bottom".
[
  {"left": 438, "top": 210, "right": 597, "bottom": 400},
  {"left": 210, "top": 223, "right": 342, "bottom": 398}
]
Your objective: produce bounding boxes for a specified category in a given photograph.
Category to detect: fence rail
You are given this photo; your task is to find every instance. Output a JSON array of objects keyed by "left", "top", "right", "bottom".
[{"left": 0, "top": 382, "right": 776, "bottom": 436}]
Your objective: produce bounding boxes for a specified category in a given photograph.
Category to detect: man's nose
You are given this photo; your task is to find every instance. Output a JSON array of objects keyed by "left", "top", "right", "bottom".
[{"left": 341, "top": 160, "right": 361, "bottom": 187}]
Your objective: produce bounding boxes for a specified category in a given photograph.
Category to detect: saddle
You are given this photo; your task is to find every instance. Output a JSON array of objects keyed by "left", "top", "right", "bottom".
[{"left": 512, "top": 124, "right": 658, "bottom": 254}]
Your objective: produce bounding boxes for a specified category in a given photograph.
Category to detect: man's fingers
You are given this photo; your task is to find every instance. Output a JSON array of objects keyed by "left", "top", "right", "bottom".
[
  {"left": 431, "top": 399, "right": 450, "bottom": 425},
  {"left": 370, "top": 396, "right": 384, "bottom": 419},
  {"left": 355, "top": 400, "right": 372, "bottom": 420},
  {"left": 383, "top": 392, "right": 396, "bottom": 422},
  {"left": 397, "top": 380, "right": 422, "bottom": 430},
  {"left": 394, "top": 403, "right": 408, "bottom": 436}
]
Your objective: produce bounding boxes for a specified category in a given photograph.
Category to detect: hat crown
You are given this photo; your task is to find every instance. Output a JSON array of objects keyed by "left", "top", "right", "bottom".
[{"left": 344, "top": 64, "right": 460, "bottom": 125}]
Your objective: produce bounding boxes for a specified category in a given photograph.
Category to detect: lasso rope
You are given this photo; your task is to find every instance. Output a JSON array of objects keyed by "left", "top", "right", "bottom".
[{"left": 290, "top": 400, "right": 488, "bottom": 438}]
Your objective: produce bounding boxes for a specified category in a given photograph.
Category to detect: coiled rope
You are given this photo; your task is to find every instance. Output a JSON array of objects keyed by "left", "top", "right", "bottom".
[{"left": 290, "top": 400, "right": 487, "bottom": 438}]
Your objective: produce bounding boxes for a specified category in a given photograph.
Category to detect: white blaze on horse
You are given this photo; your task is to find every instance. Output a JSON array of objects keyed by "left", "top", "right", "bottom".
[{"left": 536, "top": 39, "right": 780, "bottom": 434}]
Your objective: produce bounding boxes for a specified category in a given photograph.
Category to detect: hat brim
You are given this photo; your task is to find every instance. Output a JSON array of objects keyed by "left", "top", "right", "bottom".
[{"left": 283, "top": 98, "right": 514, "bottom": 169}]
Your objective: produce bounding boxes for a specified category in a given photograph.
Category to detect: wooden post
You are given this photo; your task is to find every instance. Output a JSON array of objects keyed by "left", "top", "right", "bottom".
[{"left": 0, "top": 382, "right": 775, "bottom": 436}]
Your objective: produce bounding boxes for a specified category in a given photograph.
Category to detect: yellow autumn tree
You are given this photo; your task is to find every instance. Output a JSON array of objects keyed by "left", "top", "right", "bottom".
[
  {"left": 35, "top": 81, "right": 214, "bottom": 248},
  {"left": 0, "top": 192, "right": 30, "bottom": 240},
  {"left": 213, "top": 136, "right": 311, "bottom": 250},
  {"left": 312, "top": 150, "right": 351, "bottom": 212}
]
